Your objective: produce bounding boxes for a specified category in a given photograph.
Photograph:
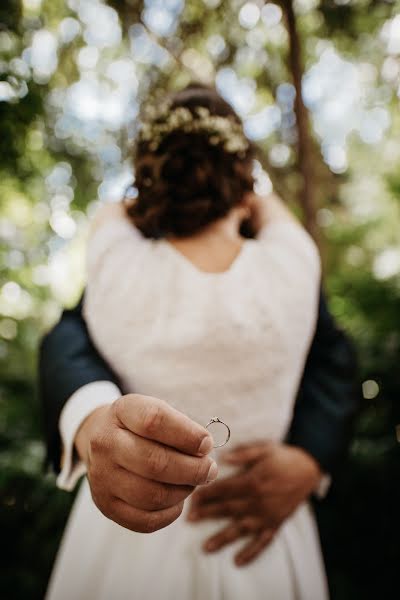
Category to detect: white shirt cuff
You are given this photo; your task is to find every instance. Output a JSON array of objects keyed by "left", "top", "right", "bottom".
[{"left": 56, "top": 381, "right": 121, "bottom": 492}]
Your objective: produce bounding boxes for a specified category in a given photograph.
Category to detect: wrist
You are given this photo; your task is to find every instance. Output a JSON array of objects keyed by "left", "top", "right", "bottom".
[
  {"left": 293, "top": 445, "right": 323, "bottom": 491},
  {"left": 294, "top": 447, "right": 331, "bottom": 498},
  {"left": 75, "top": 405, "right": 109, "bottom": 466}
]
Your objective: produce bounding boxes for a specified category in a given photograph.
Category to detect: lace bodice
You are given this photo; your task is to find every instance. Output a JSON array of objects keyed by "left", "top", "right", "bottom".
[{"left": 83, "top": 214, "right": 320, "bottom": 451}]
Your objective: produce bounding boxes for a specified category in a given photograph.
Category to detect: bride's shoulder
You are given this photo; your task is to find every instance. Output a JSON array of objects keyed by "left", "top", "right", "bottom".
[
  {"left": 85, "top": 201, "right": 150, "bottom": 281},
  {"left": 248, "top": 193, "right": 320, "bottom": 276},
  {"left": 255, "top": 219, "right": 321, "bottom": 283},
  {"left": 88, "top": 200, "right": 145, "bottom": 247},
  {"left": 90, "top": 201, "right": 128, "bottom": 235}
]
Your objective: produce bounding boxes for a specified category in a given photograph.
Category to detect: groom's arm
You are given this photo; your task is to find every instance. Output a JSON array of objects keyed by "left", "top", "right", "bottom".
[
  {"left": 40, "top": 290, "right": 359, "bottom": 479},
  {"left": 40, "top": 298, "right": 218, "bottom": 533},
  {"left": 39, "top": 296, "right": 120, "bottom": 473},
  {"left": 287, "top": 290, "right": 360, "bottom": 475}
]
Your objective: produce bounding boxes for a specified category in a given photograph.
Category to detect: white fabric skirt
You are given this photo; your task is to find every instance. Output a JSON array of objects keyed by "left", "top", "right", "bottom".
[{"left": 46, "top": 479, "right": 328, "bottom": 600}]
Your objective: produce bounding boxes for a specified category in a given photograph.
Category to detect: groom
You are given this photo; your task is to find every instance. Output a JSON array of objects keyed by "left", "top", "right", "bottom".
[{"left": 40, "top": 290, "right": 358, "bottom": 564}]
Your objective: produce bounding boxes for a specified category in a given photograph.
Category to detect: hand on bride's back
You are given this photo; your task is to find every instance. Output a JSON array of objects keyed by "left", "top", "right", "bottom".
[{"left": 75, "top": 394, "right": 217, "bottom": 533}]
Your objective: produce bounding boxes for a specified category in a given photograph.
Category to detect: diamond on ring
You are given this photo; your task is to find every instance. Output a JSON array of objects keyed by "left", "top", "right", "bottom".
[{"left": 205, "top": 417, "right": 231, "bottom": 448}]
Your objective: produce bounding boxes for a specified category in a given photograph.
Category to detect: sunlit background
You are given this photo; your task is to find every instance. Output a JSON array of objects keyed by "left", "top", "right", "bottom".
[{"left": 1, "top": 0, "right": 400, "bottom": 598}]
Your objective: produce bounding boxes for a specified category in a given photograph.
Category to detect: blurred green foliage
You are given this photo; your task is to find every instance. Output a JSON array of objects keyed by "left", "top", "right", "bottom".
[{"left": 1, "top": 0, "right": 400, "bottom": 598}]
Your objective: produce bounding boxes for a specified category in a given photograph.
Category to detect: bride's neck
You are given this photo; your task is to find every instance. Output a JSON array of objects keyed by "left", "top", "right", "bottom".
[
  {"left": 169, "top": 209, "right": 244, "bottom": 245},
  {"left": 167, "top": 210, "right": 246, "bottom": 273}
]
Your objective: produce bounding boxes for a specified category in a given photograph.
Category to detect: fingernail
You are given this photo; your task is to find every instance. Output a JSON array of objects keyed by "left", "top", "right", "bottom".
[
  {"left": 198, "top": 435, "right": 213, "bottom": 456},
  {"left": 206, "top": 460, "right": 218, "bottom": 482}
]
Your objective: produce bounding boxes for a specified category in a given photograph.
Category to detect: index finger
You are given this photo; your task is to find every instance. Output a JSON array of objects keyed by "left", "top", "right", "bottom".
[{"left": 114, "top": 394, "right": 214, "bottom": 457}]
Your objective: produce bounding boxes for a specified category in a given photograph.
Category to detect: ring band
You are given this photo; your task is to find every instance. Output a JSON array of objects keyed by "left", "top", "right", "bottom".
[{"left": 205, "top": 416, "right": 231, "bottom": 448}]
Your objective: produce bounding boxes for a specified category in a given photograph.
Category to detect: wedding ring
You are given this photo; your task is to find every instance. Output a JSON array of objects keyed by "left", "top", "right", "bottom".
[{"left": 205, "top": 416, "right": 231, "bottom": 448}]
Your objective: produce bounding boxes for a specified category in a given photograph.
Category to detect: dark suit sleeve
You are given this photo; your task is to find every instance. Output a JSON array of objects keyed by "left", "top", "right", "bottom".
[
  {"left": 287, "top": 290, "right": 360, "bottom": 474},
  {"left": 40, "top": 291, "right": 359, "bottom": 477},
  {"left": 39, "top": 297, "right": 120, "bottom": 473}
]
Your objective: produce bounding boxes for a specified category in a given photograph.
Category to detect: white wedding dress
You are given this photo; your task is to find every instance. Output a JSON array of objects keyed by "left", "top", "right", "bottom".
[{"left": 46, "top": 212, "right": 328, "bottom": 600}]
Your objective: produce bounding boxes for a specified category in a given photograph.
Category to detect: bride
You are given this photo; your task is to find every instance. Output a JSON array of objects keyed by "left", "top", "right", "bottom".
[{"left": 47, "top": 83, "right": 328, "bottom": 599}]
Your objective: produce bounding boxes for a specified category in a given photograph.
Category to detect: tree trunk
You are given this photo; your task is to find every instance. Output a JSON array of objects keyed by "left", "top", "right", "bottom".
[{"left": 283, "top": 0, "right": 318, "bottom": 242}]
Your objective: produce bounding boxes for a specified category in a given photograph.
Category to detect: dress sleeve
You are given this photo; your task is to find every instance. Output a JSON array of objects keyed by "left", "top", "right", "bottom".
[
  {"left": 86, "top": 211, "right": 148, "bottom": 282},
  {"left": 83, "top": 212, "right": 151, "bottom": 329},
  {"left": 257, "top": 220, "right": 321, "bottom": 283}
]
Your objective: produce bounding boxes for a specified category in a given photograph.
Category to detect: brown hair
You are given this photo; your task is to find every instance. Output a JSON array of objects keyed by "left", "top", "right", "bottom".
[{"left": 126, "top": 83, "right": 255, "bottom": 239}]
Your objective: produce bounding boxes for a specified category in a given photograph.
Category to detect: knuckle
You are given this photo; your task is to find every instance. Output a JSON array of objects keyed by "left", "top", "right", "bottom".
[
  {"left": 88, "top": 461, "right": 115, "bottom": 498},
  {"left": 152, "top": 483, "right": 170, "bottom": 510},
  {"left": 141, "top": 403, "right": 165, "bottom": 436},
  {"left": 237, "top": 520, "right": 250, "bottom": 535},
  {"left": 240, "top": 516, "right": 257, "bottom": 532},
  {"left": 89, "top": 429, "right": 113, "bottom": 456},
  {"left": 114, "top": 395, "right": 129, "bottom": 423},
  {"left": 142, "top": 511, "right": 163, "bottom": 534},
  {"left": 89, "top": 433, "right": 103, "bottom": 455},
  {"left": 228, "top": 524, "right": 240, "bottom": 540},
  {"left": 147, "top": 445, "right": 169, "bottom": 477},
  {"left": 107, "top": 501, "right": 130, "bottom": 529},
  {"left": 87, "top": 464, "right": 101, "bottom": 489},
  {"left": 173, "top": 501, "right": 185, "bottom": 520},
  {"left": 143, "top": 502, "right": 184, "bottom": 534},
  {"left": 90, "top": 486, "right": 109, "bottom": 516},
  {"left": 104, "top": 499, "right": 142, "bottom": 534},
  {"left": 193, "top": 458, "right": 210, "bottom": 485}
]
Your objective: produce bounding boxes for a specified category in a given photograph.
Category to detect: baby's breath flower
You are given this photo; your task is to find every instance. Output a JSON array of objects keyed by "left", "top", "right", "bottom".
[{"left": 137, "top": 104, "right": 249, "bottom": 155}]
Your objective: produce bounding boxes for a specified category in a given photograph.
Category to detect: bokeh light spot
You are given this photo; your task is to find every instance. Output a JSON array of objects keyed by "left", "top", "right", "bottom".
[{"left": 362, "top": 380, "right": 380, "bottom": 400}]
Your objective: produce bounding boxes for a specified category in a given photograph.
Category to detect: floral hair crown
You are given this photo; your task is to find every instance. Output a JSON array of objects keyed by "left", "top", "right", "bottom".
[{"left": 137, "top": 105, "right": 250, "bottom": 156}]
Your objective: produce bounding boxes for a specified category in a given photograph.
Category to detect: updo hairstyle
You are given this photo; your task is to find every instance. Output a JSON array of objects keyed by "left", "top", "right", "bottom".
[{"left": 126, "top": 83, "right": 255, "bottom": 238}]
